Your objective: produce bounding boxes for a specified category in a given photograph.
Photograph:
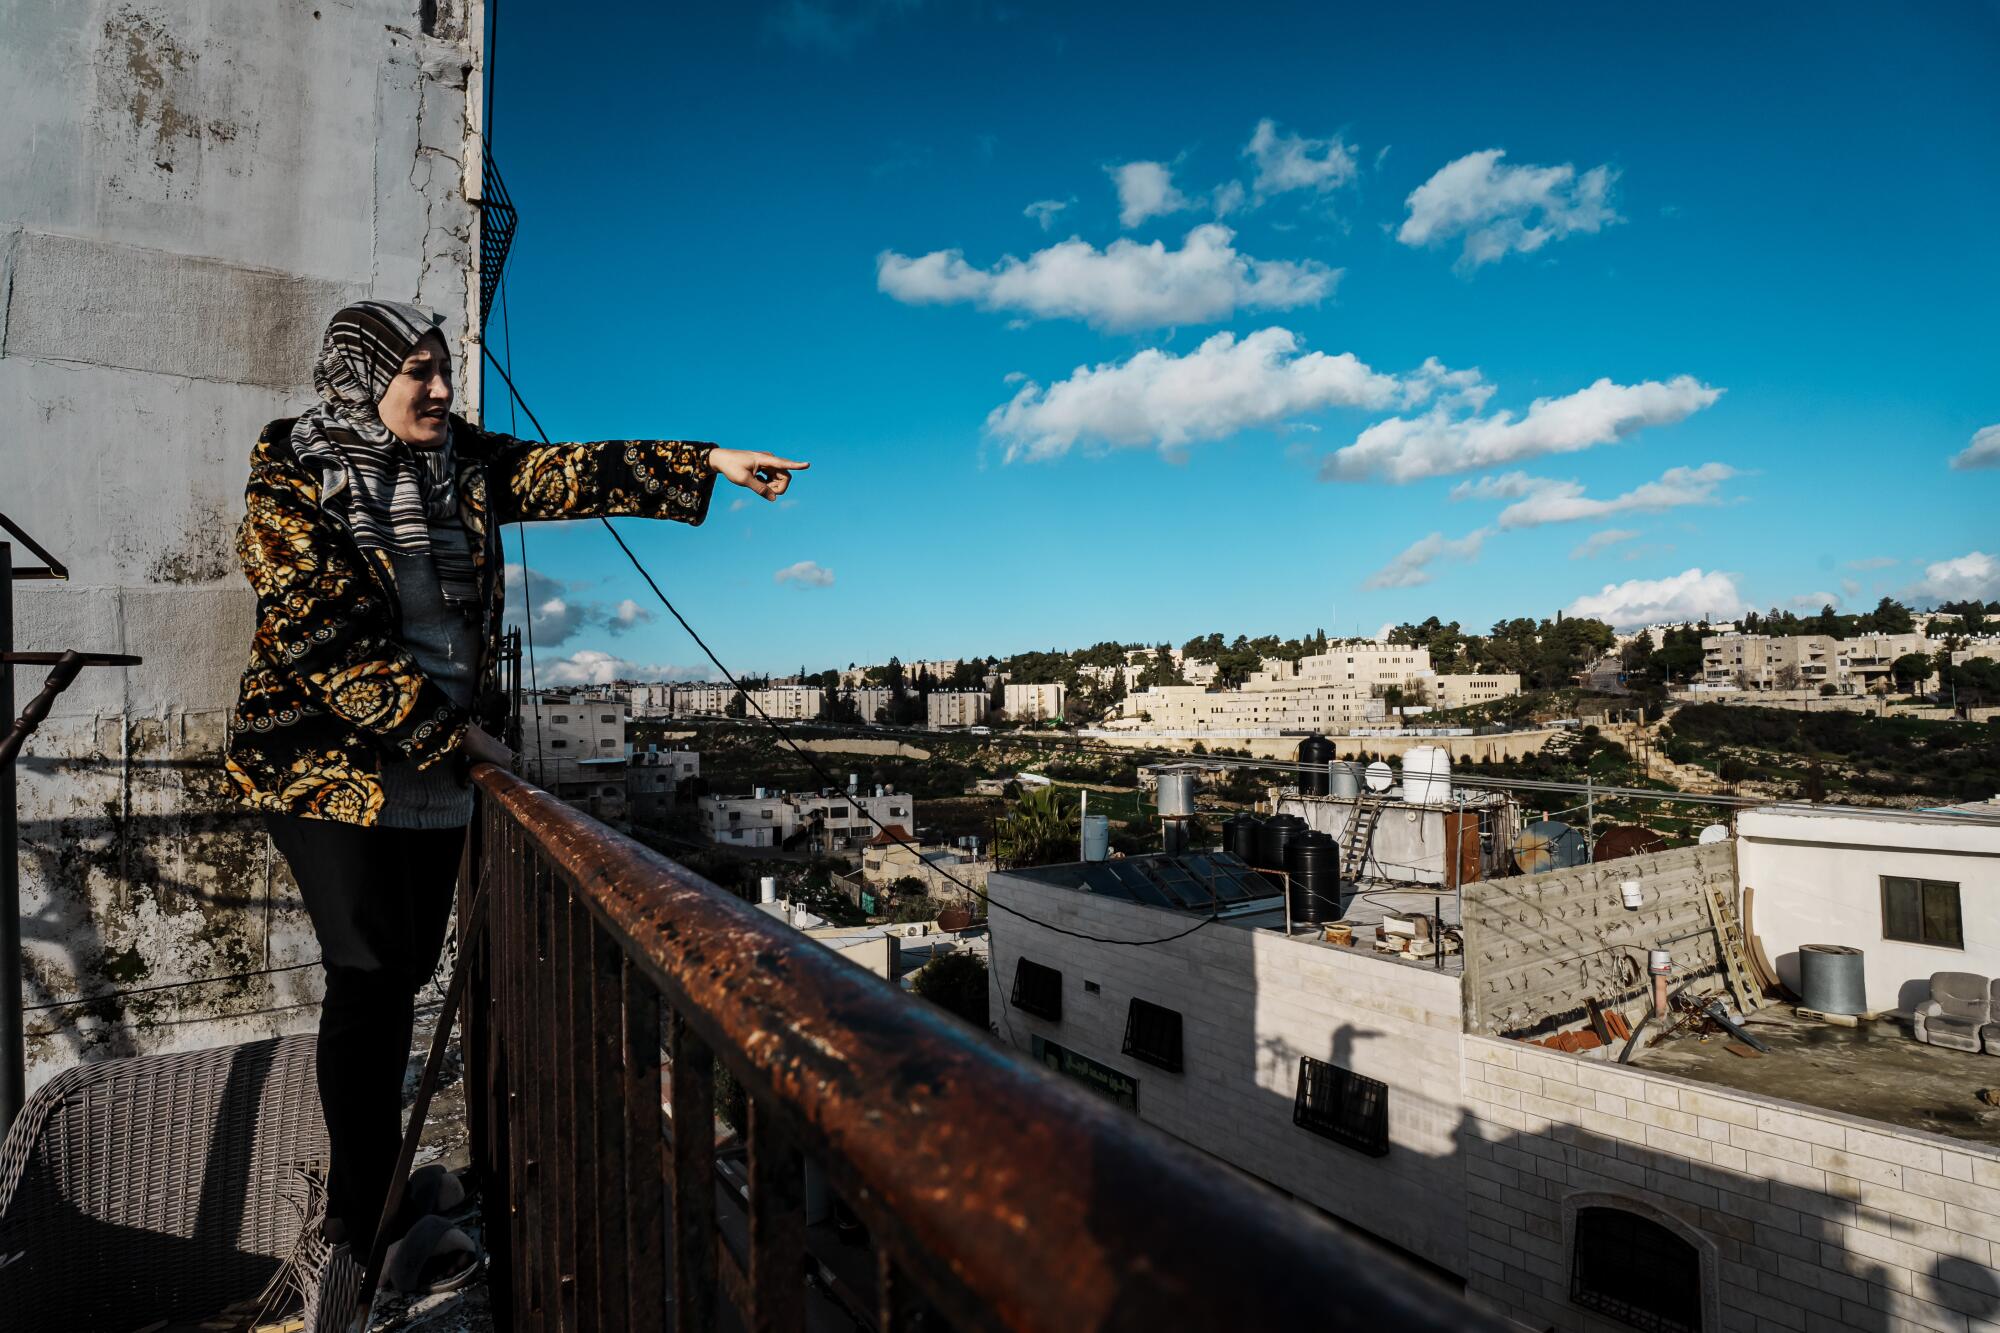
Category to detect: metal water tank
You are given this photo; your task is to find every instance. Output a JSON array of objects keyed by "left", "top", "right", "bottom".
[
  {"left": 1798, "top": 944, "right": 1866, "bottom": 1015},
  {"left": 1156, "top": 769, "right": 1197, "bottom": 817},
  {"left": 1224, "top": 813, "right": 1262, "bottom": 864},
  {"left": 1081, "top": 814, "right": 1111, "bottom": 862},
  {"left": 1297, "top": 734, "right": 1335, "bottom": 797},
  {"left": 1285, "top": 831, "right": 1341, "bottom": 925},
  {"left": 1329, "top": 761, "right": 1361, "bottom": 799},
  {"left": 1257, "top": 813, "right": 1307, "bottom": 886}
]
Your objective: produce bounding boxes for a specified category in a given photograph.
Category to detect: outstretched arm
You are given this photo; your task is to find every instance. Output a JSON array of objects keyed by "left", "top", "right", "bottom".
[{"left": 483, "top": 428, "right": 810, "bottom": 525}]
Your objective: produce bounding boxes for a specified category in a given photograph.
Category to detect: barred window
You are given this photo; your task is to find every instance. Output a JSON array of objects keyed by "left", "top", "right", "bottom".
[
  {"left": 1293, "top": 1057, "right": 1388, "bottom": 1156},
  {"left": 1122, "top": 998, "right": 1184, "bottom": 1073},
  {"left": 1571, "top": 1206, "right": 1700, "bottom": 1332},
  {"left": 1010, "top": 958, "right": 1062, "bottom": 1021}
]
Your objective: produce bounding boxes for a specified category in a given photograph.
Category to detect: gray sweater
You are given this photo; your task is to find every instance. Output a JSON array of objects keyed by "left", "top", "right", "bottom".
[{"left": 376, "top": 525, "right": 481, "bottom": 829}]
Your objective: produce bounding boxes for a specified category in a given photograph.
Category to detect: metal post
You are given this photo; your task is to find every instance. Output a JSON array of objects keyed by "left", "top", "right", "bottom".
[
  {"left": 1584, "top": 774, "right": 1595, "bottom": 861},
  {"left": 1, "top": 540, "right": 20, "bottom": 1138}
]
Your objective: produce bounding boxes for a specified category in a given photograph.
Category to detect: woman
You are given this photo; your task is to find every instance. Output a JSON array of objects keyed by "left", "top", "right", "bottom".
[{"left": 225, "top": 300, "right": 804, "bottom": 1274}]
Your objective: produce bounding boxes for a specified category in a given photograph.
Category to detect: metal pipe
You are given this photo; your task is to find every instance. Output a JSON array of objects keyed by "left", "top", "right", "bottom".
[{"left": 2, "top": 540, "right": 20, "bottom": 1138}]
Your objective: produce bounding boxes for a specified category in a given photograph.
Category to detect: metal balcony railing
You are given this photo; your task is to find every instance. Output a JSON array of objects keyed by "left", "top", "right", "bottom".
[{"left": 463, "top": 765, "right": 1496, "bottom": 1331}]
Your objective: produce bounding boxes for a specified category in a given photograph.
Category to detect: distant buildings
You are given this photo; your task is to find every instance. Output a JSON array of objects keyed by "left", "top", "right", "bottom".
[
  {"left": 521, "top": 690, "right": 631, "bottom": 821},
  {"left": 1700, "top": 631, "right": 1934, "bottom": 693},
  {"left": 699, "top": 784, "right": 913, "bottom": 852},
  {"left": 1417, "top": 672, "right": 1523, "bottom": 711},
  {"left": 860, "top": 827, "right": 991, "bottom": 903},
  {"left": 1003, "top": 682, "right": 1066, "bottom": 722},
  {"left": 927, "top": 689, "right": 991, "bottom": 730},
  {"left": 626, "top": 745, "right": 699, "bottom": 823}
]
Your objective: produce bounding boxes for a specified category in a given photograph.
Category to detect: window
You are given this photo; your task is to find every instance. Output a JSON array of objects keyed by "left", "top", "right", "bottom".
[
  {"left": 1293, "top": 1058, "right": 1388, "bottom": 1156},
  {"left": 550, "top": 738, "right": 567, "bottom": 749},
  {"left": 600, "top": 713, "right": 615, "bottom": 723},
  {"left": 1010, "top": 958, "right": 1062, "bottom": 1021},
  {"left": 1571, "top": 1206, "right": 1701, "bottom": 1332},
  {"left": 553, "top": 714, "right": 569, "bottom": 724},
  {"left": 1123, "top": 998, "right": 1184, "bottom": 1073},
  {"left": 1882, "top": 877, "right": 1962, "bottom": 949},
  {"left": 600, "top": 738, "right": 616, "bottom": 748}
]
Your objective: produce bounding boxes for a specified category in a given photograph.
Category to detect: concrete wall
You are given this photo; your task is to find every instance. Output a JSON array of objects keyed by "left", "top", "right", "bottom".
[
  {"left": 1737, "top": 809, "right": 2000, "bottom": 1014},
  {"left": 1460, "top": 1034, "right": 2000, "bottom": 1332},
  {"left": 1081, "top": 728, "right": 1564, "bottom": 763},
  {"left": 1463, "top": 842, "right": 1732, "bottom": 1040},
  {"left": 987, "top": 870, "right": 1471, "bottom": 1274},
  {"left": 5, "top": 0, "right": 484, "bottom": 1089}
]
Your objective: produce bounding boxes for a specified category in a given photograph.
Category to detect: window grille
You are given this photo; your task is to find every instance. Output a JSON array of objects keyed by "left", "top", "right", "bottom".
[
  {"left": 1010, "top": 959, "right": 1063, "bottom": 1022},
  {"left": 1570, "top": 1206, "right": 1701, "bottom": 1332},
  {"left": 1292, "top": 1058, "right": 1388, "bottom": 1156},
  {"left": 477, "top": 153, "right": 518, "bottom": 331},
  {"left": 1123, "top": 999, "right": 1184, "bottom": 1073}
]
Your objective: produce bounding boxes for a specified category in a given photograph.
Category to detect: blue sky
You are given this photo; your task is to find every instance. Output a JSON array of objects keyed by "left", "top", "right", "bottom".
[{"left": 485, "top": 1, "right": 1998, "bottom": 684}]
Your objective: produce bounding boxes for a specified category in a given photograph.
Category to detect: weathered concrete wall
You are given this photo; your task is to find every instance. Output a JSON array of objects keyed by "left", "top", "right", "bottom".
[
  {"left": 1460, "top": 1034, "right": 2000, "bottom": 1332},
  {"left": 1463, "top": 842, "right": 1733, "bottom": 1040},
  {"left": 987, "top": 870, "right": 1471, "bottom": 1275},
  {"left": 3, "top": 0, "right": 484, "bottom": 1089},
  {"left": 1082, "top": 728, "right": 1564, "bottom": 762}
]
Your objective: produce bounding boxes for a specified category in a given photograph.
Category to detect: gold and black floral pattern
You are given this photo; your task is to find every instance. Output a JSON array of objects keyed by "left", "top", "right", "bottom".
[{"left": 225, "top": 415, "right": 714, "bottom": 825}]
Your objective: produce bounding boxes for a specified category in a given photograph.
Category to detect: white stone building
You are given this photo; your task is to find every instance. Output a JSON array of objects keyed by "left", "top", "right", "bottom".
[
  {"left": 626, "top": 746, "right": 699, "bottom": 823},
  {"left": 6, "top": 0, "right": 484, "bottom": 1087},
  {"left": 1703, "top": 632, "right": 1937, "bottom": 693},
  {"left": 1419, "top": 673, "right": 1524, "bottom": 710},
  {"left": 1003, "top": 682, "right": 1067, "bottom": 722},
  {"left": 746, "top": 684, "right": 822, "bottom": 720},
  {"left": 700, "top": 786, "right": 914, "bottom": 852},
  {"left": 523, "top": 691, "right": 630, "bottom": 821},
  {"left": 927, "top": 689, "right": 991, "bottom": 729}
]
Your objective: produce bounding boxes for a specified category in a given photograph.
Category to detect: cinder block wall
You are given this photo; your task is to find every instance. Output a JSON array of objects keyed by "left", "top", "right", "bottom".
[
  {"left": 3, "top": 0, "right": 483, "bottom": 1088},
  {"left": 1461, "top": 1034, "right": 2000, "bottom": 1332},
  {"left": 1463, "top": 842, "right": 1732, "bottom": 1040}
]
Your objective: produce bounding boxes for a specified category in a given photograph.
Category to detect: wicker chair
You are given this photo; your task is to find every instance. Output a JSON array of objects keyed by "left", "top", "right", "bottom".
[{"left": 0, "top": 1034, "right": 329, "bottom": 1329}]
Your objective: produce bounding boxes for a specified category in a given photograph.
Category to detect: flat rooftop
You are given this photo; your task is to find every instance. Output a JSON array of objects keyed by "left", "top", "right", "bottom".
[
  {"left": 1002, "top": 853, "right": 1463, "bottom": 974},
  {"left": 1634, "top": 1008, "right": 2000, "bottom": 1145}
]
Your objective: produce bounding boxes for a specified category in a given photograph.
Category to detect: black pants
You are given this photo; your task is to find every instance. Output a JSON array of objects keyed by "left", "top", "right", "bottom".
[{"left": 265, "top": 813, "right": 464, "bottom": 1249}]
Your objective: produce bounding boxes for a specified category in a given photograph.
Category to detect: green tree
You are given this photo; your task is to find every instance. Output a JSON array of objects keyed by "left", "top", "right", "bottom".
[
  {"left": 910, "top": 950, "right": 990, "bottom": 1030},
  {"left": 1890, "top": 652, "right": 1934, "bottom": 694},
  {"left": 1865, "top": 597, "right": 1915, "bottom": 634},
  {"left": 993, "top": 785, "right": 1080, "bottom": 867}
]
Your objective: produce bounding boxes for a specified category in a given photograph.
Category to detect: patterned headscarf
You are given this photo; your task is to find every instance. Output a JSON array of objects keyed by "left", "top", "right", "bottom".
[{"left": 290, "top": 301, "right": 477, "bottom": 605}]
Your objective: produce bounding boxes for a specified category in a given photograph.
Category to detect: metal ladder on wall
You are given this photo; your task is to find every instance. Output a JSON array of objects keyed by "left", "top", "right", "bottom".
[
  {"left": 1702, "top": 876, "right": 1762, "bottom": 1016},
  {"left": 1338, "top": 795, "right": 1383, "bottom": 881}
]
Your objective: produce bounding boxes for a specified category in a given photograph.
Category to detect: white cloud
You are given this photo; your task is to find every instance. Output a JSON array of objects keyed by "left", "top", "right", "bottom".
[
  {"left": 1493, "top": 462, "right": 1736, "bottom": 529},
  {"left": 1398, "top": 149, "right": 1620, "bottom": 272},
  {"left": 1449, "top": 470, "right": 1541, "bottom": 501},
  {"left": 501, "top": 564, "right": 598, "bottom": 647},
  {"left": 1243, "top": 118, "right": 1359, "bottom": 201},
  {"left": 1950, "top": 424, "right": 2000, "bottom": 471},
  {"left": 1564, "top": 568, "right": 1746, "bottom": 629},
  {"left": 774, "top": 560, "right": 836, "bottom": 588},
  {"left": 539, "top": 649, "right": 706, "bottom": 688},
  {"left": 986, "top": 327, "right": 1399, "bottom": 463},
  {"left": 609, "top": 598, "right": 652, "bottom": 634},
  {"left": 877, "top": 224, "right": 1336, "bottom": 330},
  {"left": 1365, "top": 529, "right": 1490, "bottom": 589},
  {"left": 1210, "top": 179, "right": 1246, "bottom": 218},
  {"left": 1908, "top": 551, "right": 2000, "bottom": 604},
  {"left": 1788, "top": 591, "right": 1840, "bottom": 610},
  {"left": 1023, "top": 197, "right": 1072, "bottom": 231},
  {"left": 1108, "top": 161, "right": 1194, "bottom": 228},
  {"left": 1841, "top": 578, "right": 1862, "bottom": 598},
  {"left": 1569, "top": 528, "right": 1640, "bottom": 560},
  {"left": 1321, "top": 375, "right": 1723, "bottom": 483}
]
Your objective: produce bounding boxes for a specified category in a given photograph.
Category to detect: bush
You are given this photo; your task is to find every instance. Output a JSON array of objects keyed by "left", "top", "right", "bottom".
[{"left": 910, "top": 950, "right": 990, "bottom": 1030}]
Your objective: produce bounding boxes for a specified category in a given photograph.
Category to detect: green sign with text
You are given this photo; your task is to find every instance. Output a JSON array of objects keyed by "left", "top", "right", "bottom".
[{"left": 1032, "top": 1035, "right": 1138, "bottom": 1112}]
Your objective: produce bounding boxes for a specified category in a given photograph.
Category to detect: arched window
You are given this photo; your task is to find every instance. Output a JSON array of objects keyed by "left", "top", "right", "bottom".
[{"left": 1571, "top": 1204, "right": 1703, "bottom": 1331}]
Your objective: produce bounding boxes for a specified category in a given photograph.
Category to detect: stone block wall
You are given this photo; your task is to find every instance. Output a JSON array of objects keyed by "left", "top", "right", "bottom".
[{"left": 1461, "top": 1034, "right": 2000, "bottom": 1332}]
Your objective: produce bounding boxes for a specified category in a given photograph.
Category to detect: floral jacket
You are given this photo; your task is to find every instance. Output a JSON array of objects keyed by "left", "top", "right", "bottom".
[{"left": 225, "top": 414, "right": 714, "bottom": 825}]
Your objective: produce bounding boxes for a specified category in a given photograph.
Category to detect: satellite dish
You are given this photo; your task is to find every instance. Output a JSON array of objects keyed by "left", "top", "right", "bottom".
[
  {"left": 1514, "top": 819, "right": 1587, "bottom": 876},
  {"left": 1364, "top": 761, "right": 1393, "bottom": 793},
  {"left": 1697, "top": 823, "right": 1730, "bottom": 845}
]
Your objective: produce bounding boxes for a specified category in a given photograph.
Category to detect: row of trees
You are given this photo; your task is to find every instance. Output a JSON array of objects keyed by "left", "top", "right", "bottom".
[{"left": 1385, "top": 614, "right": 1617, "bottom": 690}]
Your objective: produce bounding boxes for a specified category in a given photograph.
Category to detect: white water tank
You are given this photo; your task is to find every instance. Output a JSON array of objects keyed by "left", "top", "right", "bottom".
[
  {"left": 1400, "top": 745, "right": 1452, "bottom": 805},
  {"left": 759, "top": 876, "right": 778, "bottom": 904},
  {"left": 1082, "top": 814, "right": 1111, "bottom": 861}
]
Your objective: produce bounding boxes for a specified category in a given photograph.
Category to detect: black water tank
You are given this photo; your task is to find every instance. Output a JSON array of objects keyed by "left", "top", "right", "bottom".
[
  {"left": 1297, "top": 734, "right": 1334, "bottom": 797},
  {"left": 1286, "top": 831, "right": 1341, "bottom": 925},
  {"left": 1223, "top": 812, "right": 1262, "bottom": 864},
  {"left": 1257, "top": 813, "right": 1308, "bottom": 885}
]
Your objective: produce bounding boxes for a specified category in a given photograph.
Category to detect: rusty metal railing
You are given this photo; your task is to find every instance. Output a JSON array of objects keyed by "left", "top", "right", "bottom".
[{"left": 464, "top": 764, "right": 1497, "bottom": 1331}]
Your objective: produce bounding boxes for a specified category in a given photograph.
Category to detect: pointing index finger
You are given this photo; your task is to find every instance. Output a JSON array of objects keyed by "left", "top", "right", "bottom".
[{"left": 759, "top": 456, "right": 810, "bottom": 470}]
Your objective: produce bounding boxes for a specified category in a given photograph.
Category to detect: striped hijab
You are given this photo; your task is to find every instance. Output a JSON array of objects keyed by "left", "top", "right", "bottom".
[{"left": 290, "top": 301, "right": 478, "bottom": 605}]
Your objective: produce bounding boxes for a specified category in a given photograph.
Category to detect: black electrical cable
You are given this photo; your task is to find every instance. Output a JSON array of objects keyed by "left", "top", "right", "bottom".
[{"left": 477, "top": 345, "right": 1222, "bottom": 947}]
